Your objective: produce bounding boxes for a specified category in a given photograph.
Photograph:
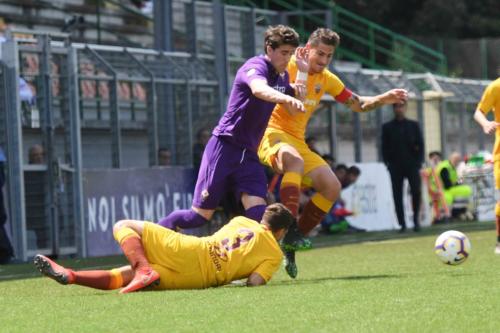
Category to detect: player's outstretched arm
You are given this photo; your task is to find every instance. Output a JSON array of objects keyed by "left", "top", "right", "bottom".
[
  {"left": 474, "top": 109, "right": 500, "bottom": 135},
  {"left": 249, "top": 79, "right": 305, "bottom": 113},
  {"left": 246, "top": 272, "right": 267, "bottom": 287},
  {"left": 345, "top": 89, "right": 408, "bottom": 113}
]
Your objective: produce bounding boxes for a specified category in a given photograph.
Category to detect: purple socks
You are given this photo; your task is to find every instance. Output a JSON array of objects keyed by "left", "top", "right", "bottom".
[
  {"left": 158, "top": 205, "right": 266, "bottom": 230},
  {"left": 157, "top": 209, "right": 208, "bottom": 230},
  {"left": 245, "top": 205, "right": 266, "bottom": 222}
]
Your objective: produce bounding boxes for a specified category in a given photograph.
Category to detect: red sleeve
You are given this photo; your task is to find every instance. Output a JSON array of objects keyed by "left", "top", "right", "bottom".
[{"left": 335, "top": 87, "right": 352, "bottom": 103}]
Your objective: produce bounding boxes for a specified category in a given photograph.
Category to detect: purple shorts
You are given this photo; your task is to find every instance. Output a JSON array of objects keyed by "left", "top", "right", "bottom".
[{"left": 192, "top": 136, "right": 267, "bottom": 209}]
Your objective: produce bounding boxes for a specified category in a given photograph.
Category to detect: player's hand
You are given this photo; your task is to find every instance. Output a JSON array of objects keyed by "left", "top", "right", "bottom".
[
  {"left": 291, "top": 82, "right": 307, "bottom": 100},
  {"left": 284, "top": 95, "right": 306, "bottom": 113},
  {"left": 383, "top": 89, "right": 408, "bottom": 104},
  {"left": 482, "top": 121, "right": 500, "bottom": 135},
  {"left": 294, "top": 46, "right": 310, "bottom": 73}
]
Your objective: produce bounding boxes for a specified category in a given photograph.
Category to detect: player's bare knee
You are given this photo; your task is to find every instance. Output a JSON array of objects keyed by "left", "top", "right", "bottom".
[
  {"left": 320, "top": 176, "right": 341, "bottom": 202},
  {"left": 281, "top": 150, "right": 304, "bottom": 173}
]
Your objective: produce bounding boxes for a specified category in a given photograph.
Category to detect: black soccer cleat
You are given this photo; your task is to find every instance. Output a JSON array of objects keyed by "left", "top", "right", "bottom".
[
  {"left": 33, "top": 254, "right": 73, "bottom": 285},
  {"left": 284, "top": 250, "right": 298, "bottom": 279},
  {"left": 282, "top": 222, "right": 312, "bottom": 252}
]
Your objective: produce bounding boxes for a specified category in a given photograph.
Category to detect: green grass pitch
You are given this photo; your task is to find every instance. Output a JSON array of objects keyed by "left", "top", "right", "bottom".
[{"left": 1, "top": 221, "right": 499, "bottom": 332}]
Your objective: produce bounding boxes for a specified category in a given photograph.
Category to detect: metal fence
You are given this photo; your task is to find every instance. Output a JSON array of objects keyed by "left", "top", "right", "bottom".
[
  {"left": 0, "top": 13, "right": 493, "bottom": 261},
  {"left": 308, "top": 67, "right": 492, "bottom": 165},
  {"left": 0, "top": 30, "right": 220, "bottom": 260}
]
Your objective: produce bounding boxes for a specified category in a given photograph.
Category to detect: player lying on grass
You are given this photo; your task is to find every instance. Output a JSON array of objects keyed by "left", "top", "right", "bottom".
[
  {"left": 258, "top": 28, "right": 408, "bottom": 278},
  {"left": 34, "top": 203, "right": 294, "bottom": 293}
]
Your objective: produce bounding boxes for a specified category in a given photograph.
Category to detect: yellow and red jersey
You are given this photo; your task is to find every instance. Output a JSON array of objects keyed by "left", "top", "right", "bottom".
[
  {"left": 142, "top": 217, "right": 282, "bottom": 290},
  {"left": 200, "top": 216, "right": 283, "bottom": 287},
  {"left": 267, "top": 57, "right": 352, "bottom": 140},
  {"left": 477, "top": 78, "right": 500, "bottom": 161}
]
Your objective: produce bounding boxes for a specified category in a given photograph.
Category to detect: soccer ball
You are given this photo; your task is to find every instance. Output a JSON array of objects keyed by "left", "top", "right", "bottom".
[{"left": 434, "top": 230, "right": 471, "bottom": 265}]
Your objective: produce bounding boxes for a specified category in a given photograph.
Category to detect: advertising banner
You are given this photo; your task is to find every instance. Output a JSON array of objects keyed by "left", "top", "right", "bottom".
[
  {"left": 83, "top": 167, "right": 195, "bottom": 257},
  {"left": 342, "top": 163, "right": 431, "bottom": 231}
]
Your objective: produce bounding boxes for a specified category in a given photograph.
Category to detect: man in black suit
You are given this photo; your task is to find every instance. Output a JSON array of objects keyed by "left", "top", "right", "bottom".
[{"left": 382, "top": 101, "right": 424, "bottom": 232}]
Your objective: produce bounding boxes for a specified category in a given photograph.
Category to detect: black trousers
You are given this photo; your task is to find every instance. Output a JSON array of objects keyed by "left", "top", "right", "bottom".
[
  {"left": 0, "top": 163, "right": 13, "bottom": 263},
  {"left": 388, "top": 165, "right": 422, "bottom": 228}
]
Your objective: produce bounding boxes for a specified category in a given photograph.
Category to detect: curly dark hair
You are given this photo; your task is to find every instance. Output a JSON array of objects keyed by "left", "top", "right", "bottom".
[{"left": 264, "top": 25, "right": 300, "bottom": 54}]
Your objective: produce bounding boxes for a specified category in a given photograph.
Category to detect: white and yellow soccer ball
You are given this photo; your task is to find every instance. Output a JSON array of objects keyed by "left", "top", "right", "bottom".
[{"left": 434, "top": 230, "right": 471, "bottom": 265}]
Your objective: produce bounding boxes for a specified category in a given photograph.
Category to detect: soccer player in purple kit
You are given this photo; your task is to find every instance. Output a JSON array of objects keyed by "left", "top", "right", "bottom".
[{"left": 158, "top": 25, "right": 306, "bottom": 230}]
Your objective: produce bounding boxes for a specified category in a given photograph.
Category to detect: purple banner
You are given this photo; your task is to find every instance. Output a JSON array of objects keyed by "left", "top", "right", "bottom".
[{"left": 83, "top": 167, "right": 195, "bottom": 257}]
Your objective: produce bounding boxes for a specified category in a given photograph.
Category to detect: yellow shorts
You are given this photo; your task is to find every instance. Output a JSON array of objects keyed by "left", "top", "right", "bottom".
[
  {"left": 142, "top": 222, "right": 206, "bottom": 290},
  {"left": 258, "top": 128, "right": 327, "bottom": 175}
]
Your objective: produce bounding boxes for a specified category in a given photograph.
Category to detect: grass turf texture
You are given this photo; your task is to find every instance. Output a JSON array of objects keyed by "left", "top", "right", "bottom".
[{"left": 1, "top": 221, "right": 499, "bottom": 332}]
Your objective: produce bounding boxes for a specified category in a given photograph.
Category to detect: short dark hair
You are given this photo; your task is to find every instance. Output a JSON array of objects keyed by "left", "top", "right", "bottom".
[
  {"left": 264, "top": 25, "right": 299, "bottom": 54},
  {"left": 335, "top": 164, "right": 348, "bottom": 173},
  {"left": 429, "top": 151, "right": 442, "bottom": 159},
  {"left": 308, "top": 28, "right": 340, "bottom": 48},
  {"left": 348, "top": 165, "right": 361, "bottom": 176},
  {"left": 262, "top": 203, "right": 295, "bottom": 232}
]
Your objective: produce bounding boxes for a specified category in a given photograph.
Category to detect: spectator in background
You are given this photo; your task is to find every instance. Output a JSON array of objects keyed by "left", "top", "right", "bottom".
[
  {"left": 333, "top": 164, "right": 348, "bottom": 185},
  {"left": 157, "top": 148, "right": 171, "bottom": 166},
  {"left": 424, "top": 151, "right": 445, "bottom": 222},
  {"left": 343, "top": 166, "right": 361, "bottom": 189},
  {"left": 192, "top": 128, "right": 211, "bottom": 173},
  {"left": 436, "top": 152, "right": 473, "bottom": 218},
  {"left": 26, "top": 144, "right": 48, "bottom": 250},
  {"left": 305, "top": 136, "right": 320, "bottom": 155},
  {"left": 321, "top": 154, "right": 335, "bottom": 169},
  {"left": 28, "top": 144, "right": 45, "bottom": 165},
  {"left": 382, "top": 101, "right": 424, "bottom": 232},
  {"left": 428, "top": 151, "right": 443, "bottom": 167},
  {"left": 0, "top": 146, "right": 13, "bottom": 264},
  {"left": 0, "top": 17, "right": 10, "bottom": 43},
  {"left": 331, "top": 164, "right": 361, "bottom": 190},
  {"left": 0, "top": 18, "right": 35, "bottom": 107},
  {"left": 322, "top": 164, "right": 363, "bottom": 234}
]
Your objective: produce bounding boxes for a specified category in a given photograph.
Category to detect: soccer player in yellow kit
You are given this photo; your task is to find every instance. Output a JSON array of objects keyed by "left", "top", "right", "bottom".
[
  {"left": 473, "top": 77, "right": 500, "bottom": 254},
  {"left": 34, "top": 203, "right": 293, "bottom": 292},
  {"left": 258, "top": 28, "right": 408, "bottom": 278}
]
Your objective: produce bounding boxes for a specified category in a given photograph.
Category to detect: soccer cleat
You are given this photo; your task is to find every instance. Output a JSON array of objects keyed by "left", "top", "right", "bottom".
[
  {"left": 495, "top": 243, "right": 500, "bottom": 255},
  {"left": 33, "top": 254, "right": 74, "bottom": 285},
  {"left": 120, "top": 268, "right": 160, "bottom": 294},
  {"left": 283, "top": 250, "right": 297, "bottom": 279},
  {"left": 282, "top": 223, "right": 312, "bottom": 252}
]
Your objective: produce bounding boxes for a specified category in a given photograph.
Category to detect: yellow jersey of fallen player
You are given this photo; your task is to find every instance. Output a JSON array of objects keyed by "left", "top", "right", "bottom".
[
  {"left": 200, "top": 216, "right": 283, "bottom": 287},
  {"left": 267, "top": 56, "right": 352, "bottom": 140}
]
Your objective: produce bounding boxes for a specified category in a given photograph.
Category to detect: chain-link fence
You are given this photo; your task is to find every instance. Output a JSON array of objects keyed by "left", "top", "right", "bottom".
[{"left": 0, "top": 4, "right": 494, "bottom": 261}]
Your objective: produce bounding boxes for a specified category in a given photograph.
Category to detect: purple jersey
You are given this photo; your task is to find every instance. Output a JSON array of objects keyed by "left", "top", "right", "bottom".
[{"left": 213, "top": 55, "right": 294, "bottom": 152}]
